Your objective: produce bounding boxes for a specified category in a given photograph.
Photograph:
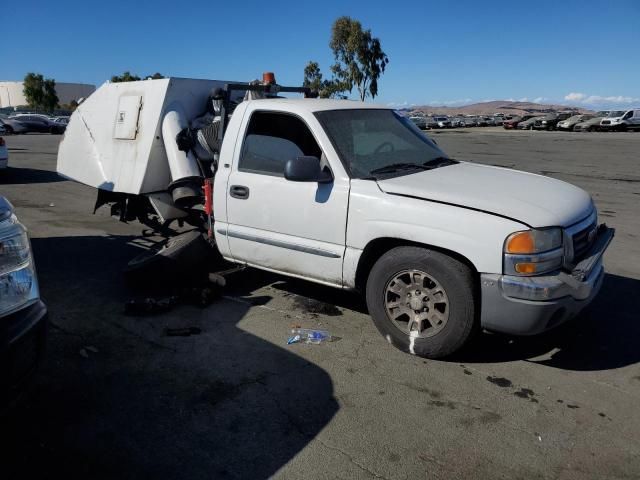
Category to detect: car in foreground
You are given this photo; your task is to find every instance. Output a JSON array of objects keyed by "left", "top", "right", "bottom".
[
  {"left": 0, "top": 196, "right": 48, "bottom": 405},
  {"left": 557, "top": 114, "right": 594, "bottom": 131},
  {"left": 0, "top": 136, "right": 7, "bottom": 169},
  {"left": 600, "top": 109, "right": 640, "bottom": 131},
  {"left": 57, "top": 78, "right": 615, "bottom": 358},
  {"left": 573, "top": 111, "right": 610, "bottom": 132}
]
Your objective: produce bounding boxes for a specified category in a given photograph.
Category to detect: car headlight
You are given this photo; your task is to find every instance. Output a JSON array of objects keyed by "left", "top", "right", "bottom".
[
  {"left": 503, "top": 228, "right": 563, "bottom": 276},
  {"left": 0, "top": 214, "right": 39, "bottom": 316},
  {"left": 541, "top": 120, "right": 548, "bottom": 124}
]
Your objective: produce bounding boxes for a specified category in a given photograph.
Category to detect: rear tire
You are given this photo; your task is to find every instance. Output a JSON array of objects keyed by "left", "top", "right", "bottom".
[{"left": 366, "top": 246, "right": 478, "bottom": 359}]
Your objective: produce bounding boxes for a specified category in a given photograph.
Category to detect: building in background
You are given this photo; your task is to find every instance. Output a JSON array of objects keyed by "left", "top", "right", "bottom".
[{"left": 0, "top": 81, "right": 96, "bottom": 108}]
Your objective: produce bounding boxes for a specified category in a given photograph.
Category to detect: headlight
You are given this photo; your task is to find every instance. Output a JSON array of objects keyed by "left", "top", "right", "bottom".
[
  {"left": 0, "top": 214, "right": 39, "bottom": 316},
  {"left": 541, "top": 120, "right": 548, "bottom": 124},
  {"left": 503, "top": 228, "right": 563, "bottom": 276}
]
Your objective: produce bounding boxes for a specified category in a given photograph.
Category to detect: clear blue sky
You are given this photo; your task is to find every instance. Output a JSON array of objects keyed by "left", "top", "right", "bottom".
[{"left": 4, "top": 0, "right": 639, "bottom": 109}]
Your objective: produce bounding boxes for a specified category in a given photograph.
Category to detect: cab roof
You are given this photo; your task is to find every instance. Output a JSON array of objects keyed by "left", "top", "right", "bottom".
[{"left": 243, "top": 98, "right": 390, "bottom": 113}]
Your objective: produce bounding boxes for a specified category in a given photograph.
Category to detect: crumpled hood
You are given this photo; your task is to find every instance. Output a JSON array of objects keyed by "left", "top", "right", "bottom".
[{"left": 376, "top": 162, "right": 593, "bottom": 228}]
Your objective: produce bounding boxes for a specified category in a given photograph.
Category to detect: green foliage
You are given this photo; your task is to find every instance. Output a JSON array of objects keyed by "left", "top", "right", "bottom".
[
  {"left": 42, "top": 79, "right": 59, "bottom": 112},
  {"left": 23, "top": 72, "right": 59, "bottom": 112},
  {"left": 110, "top": 71, "right": 141, "bottom": 83},
  {"left": 111, "top": 71, "right": 165, "bottom": 82},
  {"left": 302, "top": 61, "right": 349, "bottom": 99},
  {"left": 23, "top": 73, "right": 45, "bottom": 109},
  {"left": 329, "top": 16, "right": 389, "bottom": 101}
]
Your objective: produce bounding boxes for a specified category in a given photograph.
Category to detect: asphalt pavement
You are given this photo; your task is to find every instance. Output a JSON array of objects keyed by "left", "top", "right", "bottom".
[{"left": 2, "top": 128, "right": 639, "bottom": 479}]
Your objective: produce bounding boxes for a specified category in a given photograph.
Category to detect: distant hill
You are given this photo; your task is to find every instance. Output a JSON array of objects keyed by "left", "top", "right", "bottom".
[{"left": 409, "top": 100, "right": 593, "bottom": 116}]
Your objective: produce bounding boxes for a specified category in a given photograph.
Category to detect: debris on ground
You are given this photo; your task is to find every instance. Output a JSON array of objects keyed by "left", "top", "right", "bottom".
[
  {"left": 125, "top": 296, "right": 178, "bottom": 316},
  {"left": 164, "top": 327, "right": 202, "bottom": 337},
  {"left": 287, "top": 327, "right": 332, "bottom": 345}
]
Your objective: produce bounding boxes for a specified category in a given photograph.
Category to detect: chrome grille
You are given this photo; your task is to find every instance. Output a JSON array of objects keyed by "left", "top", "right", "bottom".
[{"left": 572, "top": 221, "right": 597, "bottom": 261}]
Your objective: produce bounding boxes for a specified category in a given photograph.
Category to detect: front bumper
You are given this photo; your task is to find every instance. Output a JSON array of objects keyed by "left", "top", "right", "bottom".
[
  {"left": 1, "top": 300, "right": 48, "bottom": 401},
  {"left": 480, "top": 225, "right": 614, "bottom": 335}
]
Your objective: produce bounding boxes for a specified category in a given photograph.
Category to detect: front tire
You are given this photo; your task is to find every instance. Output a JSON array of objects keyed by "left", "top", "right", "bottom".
[{"left": 366, "top": 246, "right": 477, "bottom": 359}]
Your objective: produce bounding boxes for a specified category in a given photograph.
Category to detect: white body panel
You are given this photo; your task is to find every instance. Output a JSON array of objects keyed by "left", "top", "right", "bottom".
[
  {"left": 208, "top": 99, "right": 594, "bottom": 288},
  {"left": 376, "top": 163, "right": 593, "bottom": 228},
  {"left": 344, "top": 180, "right": 526, "bottom": 284},
  {"left": 57, "top": 78, "right": 233, "bottom": 194},
  {"left": 214, "top": 101, "right": 351, "bottom": 286}
]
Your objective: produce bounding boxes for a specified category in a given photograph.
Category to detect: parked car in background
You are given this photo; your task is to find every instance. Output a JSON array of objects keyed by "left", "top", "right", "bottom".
[
  {"left": 532, "top": 112, "right": 573, "bottom": 131},
  {"left": 450, "top": 117, "right": 465, "bottom": 128},
  {"left": 0, "top": 116, "right": 28, "bottom": 134},
  {"left": 409, "top": 115, "right": 427, "bottom": 130},
  {"left": 6, "top": 115, "right": 65, "bottom": 134},
  {"left": 517, "top": 116, "right": 545, "bottom": 130},
  {"left": 573, "top": 111, "right": 611, "bottom": 132},
  {"left": 600, "top": 109, "right": 640, "bottom": 131},
  {"left": 51, "top": 116, "right": 70, "bottom": 126},
  {"left": 492, "top": 116, "right": 504, "bottom": 126},
  {"left": 0, "top": 137, "right": 7, "bottom": 169},
  {"left": 503, "top": 115, "right": 522, "bottom": 129},
  {"left": 433, "top": 116, "right": 451, "bottom": 128},
  {"left": 0, "top": 196, "right": 48, "bottom": 404},
  {"left": 557, "top": 114, "right": 594, "bottom": 131},
  {"left": 463, "top": 116, "right": 477, "bottom": 127},
  {"left": 425, "top": 117, "right": 439, "bottom": 129}
]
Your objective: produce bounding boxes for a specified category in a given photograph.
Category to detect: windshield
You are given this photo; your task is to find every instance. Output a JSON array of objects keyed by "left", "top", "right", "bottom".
[{"left": 315, "top": 109, "right": 451, "bottom": 179}]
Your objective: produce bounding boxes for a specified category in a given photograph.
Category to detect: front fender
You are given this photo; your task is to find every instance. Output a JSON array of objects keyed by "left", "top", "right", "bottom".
[{"left": 344, "top": 180, "right": 527, "bottom": 287}]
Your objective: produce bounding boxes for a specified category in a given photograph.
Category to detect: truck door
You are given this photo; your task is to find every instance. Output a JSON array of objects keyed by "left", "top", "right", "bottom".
[{"left": 222, "top": 108, "right": 350, "bottom": 286}]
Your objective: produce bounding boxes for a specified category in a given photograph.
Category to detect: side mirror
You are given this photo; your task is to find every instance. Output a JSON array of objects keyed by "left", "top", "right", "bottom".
[{"left": 284, "top": 156, "right": 333, "bottom": 183}]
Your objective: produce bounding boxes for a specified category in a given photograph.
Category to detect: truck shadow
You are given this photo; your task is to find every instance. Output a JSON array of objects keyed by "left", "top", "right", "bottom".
[
  {"left": 0, "top": 166, "right": 66, "bottom": 185},
  {"left": 454, "top": 273, "right": 640, "bottom": 371},
  {"left": 226, "top": 269, "right": 640, "bottom": 373},
  {"left": 4, "top": 235, "right": 338, "bottom": 480}
]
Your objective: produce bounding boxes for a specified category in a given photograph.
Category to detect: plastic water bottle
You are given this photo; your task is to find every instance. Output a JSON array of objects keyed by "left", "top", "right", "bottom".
[{"left": 288, "top": 328, "right": 331, "bottom": 344}]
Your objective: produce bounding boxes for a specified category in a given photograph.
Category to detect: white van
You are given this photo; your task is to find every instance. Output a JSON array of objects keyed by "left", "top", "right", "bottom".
[{"left": 600, "top": 109, "right": 640, "bottom": 131}]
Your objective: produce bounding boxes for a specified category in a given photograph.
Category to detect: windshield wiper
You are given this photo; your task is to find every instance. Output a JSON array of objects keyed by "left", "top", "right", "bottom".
[
  {"left": 369, "top": 163, "right": 432, "bottom": 175},
  {"left": 423, "top": 156, "right": 458, "bottom": 168}
]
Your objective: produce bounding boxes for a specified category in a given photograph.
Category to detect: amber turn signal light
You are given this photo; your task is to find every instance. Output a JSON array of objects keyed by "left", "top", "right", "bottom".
[{"left": 505, "top": 231, "right": 535, "bottom": 254}]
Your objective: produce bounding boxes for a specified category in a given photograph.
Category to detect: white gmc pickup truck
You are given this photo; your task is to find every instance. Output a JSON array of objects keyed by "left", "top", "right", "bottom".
[{"left": 57, "top": 77, "right": 614, "bottom": 358}]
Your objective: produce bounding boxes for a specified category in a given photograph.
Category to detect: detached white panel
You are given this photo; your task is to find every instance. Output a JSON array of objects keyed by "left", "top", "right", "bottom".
[
  {"left": 114, "top": 95, "right": 142, "bottom": 139},
  {"left": 57, "top": 77, "right": 234, "bottom": 194}
]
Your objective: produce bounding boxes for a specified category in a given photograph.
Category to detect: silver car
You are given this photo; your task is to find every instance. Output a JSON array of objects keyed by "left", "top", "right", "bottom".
[{"left": 573, "top": 111, "right": 611, "bottom": 132}]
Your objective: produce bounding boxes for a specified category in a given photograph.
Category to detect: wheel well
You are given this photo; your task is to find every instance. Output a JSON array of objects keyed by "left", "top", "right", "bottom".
[{"left": 354, "top": 238, "right": 479, "bottom": 292}]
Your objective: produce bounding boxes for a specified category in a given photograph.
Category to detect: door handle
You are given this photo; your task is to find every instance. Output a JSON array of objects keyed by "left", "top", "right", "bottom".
[{"left": 230, "top": 185, "right": 250, "bottom": 199}]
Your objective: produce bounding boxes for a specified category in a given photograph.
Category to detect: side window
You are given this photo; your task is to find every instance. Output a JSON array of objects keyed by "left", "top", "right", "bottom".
[
  {"left": 239, "top": 112, "right": 322, "bottom": 176},
  {"left": 623, "top": 111, "right": 632, "bottom": 120}
]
